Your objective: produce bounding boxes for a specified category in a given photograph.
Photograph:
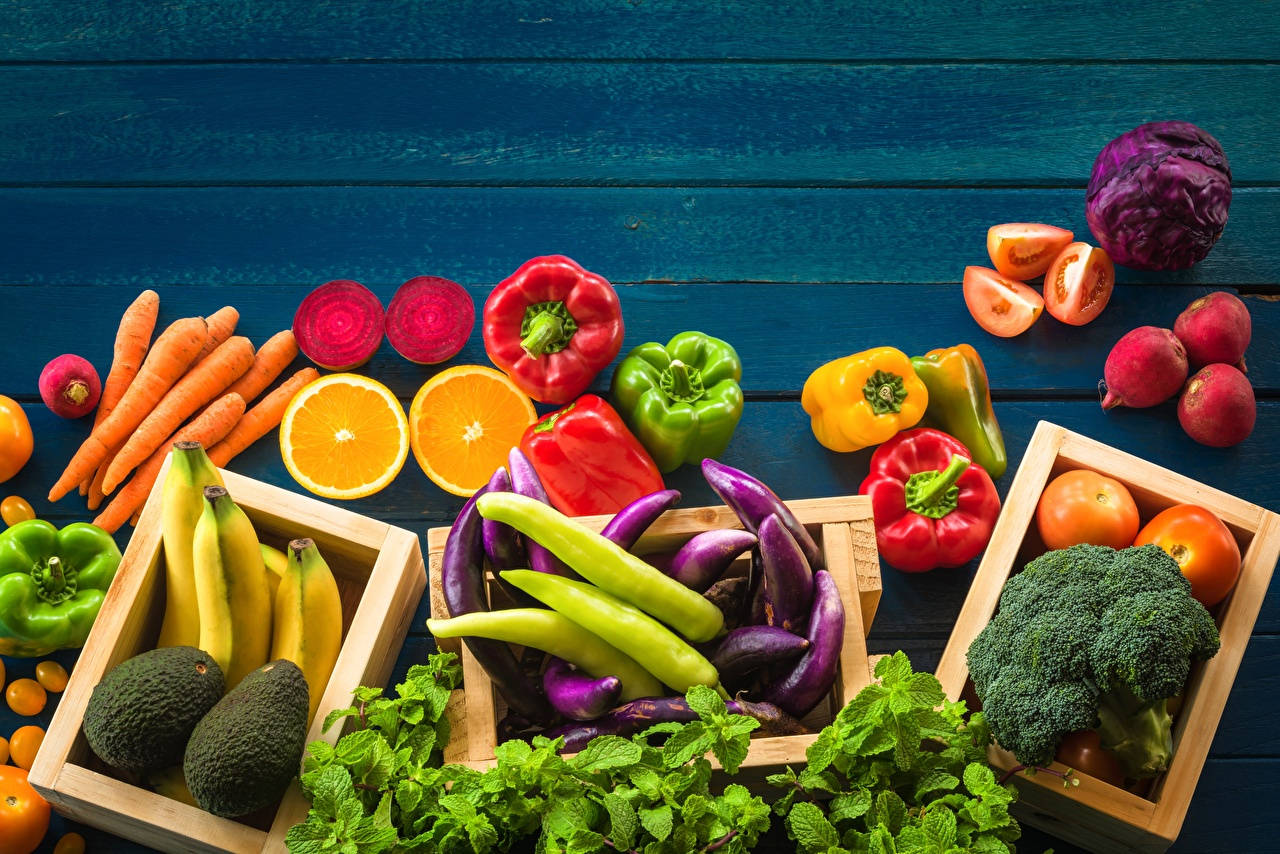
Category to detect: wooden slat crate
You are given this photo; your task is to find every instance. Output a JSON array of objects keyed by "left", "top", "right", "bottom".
[
  {"left": 28, "top": 461, "right": 427, "bottom": 854},
  {"left": 427, "top": 494, "right": 883, "bottom": 783},
  {"left": 936, "top": 421, "right": 1280, "bottom": 854}
]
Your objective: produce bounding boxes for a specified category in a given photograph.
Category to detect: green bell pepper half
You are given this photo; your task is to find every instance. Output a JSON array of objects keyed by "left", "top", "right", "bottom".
[
  {"left": 0, "top": 519, "right": 121, "bottom": 656},
  {"left": 609, "top": 331, "right": 744, "bottom": 473}
]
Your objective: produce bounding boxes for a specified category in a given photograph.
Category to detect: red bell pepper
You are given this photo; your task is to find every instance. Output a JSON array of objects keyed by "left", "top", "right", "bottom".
[
  {"left": 520, "top": 395, "right": 665, "bottom": 516},
  {"left": 483, "top": 255, "right": 625, "bottom": 404},
  {"left": 858, "top": 428, "right": 1000, "bottom": 573}
]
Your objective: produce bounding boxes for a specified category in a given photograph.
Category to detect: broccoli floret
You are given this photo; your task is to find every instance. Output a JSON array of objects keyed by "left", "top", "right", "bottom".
[{"left": 966, "top": 544, "right": 1220, "bottom": 777}]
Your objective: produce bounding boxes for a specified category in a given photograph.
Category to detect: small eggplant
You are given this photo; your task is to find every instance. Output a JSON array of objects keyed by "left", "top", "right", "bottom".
[
  {"left": 439, "top": 486, "right": 551, "bottom": 722},
  {"left": 765, "top": 570, "right": 845, "bottom": 719},
  {"left": 665, "top": 528, "right": 757, "bottom": 592},
  {"left": 701, "top": 458, "right": 823, "bottom": 570},
  {"left": 711, "top": 625, "right": 809, "bottom": 682},
  {"left": 547, "top": 696, "right": 807, "bottom": 753},
  {"left": 481, "top": 467, "right": 522, "bottom": 570},
  {"left": 755, "top": 514, "right": 814, "bottom": 631},
  {"left": 600, "top": 488, "right": 681, "bottom": 551},
  {"left": 703, "top": 575, "right": 750, "bottom": 630},
  {"left": 543, "top": 657, "right": 623, "bottom": 721},
  {"left": 507, "top": 447, "right": 575, "bottom": 578}
]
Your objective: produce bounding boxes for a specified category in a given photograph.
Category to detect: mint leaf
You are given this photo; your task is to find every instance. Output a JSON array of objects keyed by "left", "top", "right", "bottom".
[
  {"left": 662, "top": 722, "right": 710, "bottom": 768},
  {"left": 806, "top": 726, "right": 841, "bottom": 774},
  {"left": 874, "top": 650, "right": 913, "bottom": 686},
  {"left": 571, "top": 734, "right": 642, "bottom": 772},
  {"left": 915, "top": 770, "right": 960, "bottom": 801},
  {"left": 686, "top": 684, "right": 727, "bottom": 719},
  {"left": 827, "top": 789, "right": 871, "bottom": 824},
  {"left": 603, "top": 791, "right": 638, "bottom": 849},
  {"left": 639, "top": 803, "right": 673, "bottom": 842},
  {"left": 923, "top": 805, "right": 959, "bottom": 848},
  {"left": 788, "top": 801, "right": 840, "bottom": 854}
]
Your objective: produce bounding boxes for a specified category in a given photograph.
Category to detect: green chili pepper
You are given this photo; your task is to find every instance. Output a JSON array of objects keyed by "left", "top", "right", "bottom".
[
  {"left": 0, "top": 519, "right": 121, "bottom": 656},
  {"left": 609, "top": 331, "right": 744, "bottom": 473},
  {"left": 425, "top": 608, "right": 663, "bottom": 700},
  {"left": 910, "top": 343, "right": 1007, "bottom": 479},
  {"left": 475, "top": 492, "right": 724, "bottom": 642},
  {"left": 501, "top": 569, "right": 719, "bottom": 693}
]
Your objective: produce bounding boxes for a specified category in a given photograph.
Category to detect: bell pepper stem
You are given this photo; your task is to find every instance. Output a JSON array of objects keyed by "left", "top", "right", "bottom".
[
  {"left": 44, "top": 555, "right": 65, "bottom": 594},
  {"left": 669, "top": 360, "right": 694, "bottom": 398},
  {"left": 521, "top": 311, "right": 565, "bottom": 359},
  {"left": 904, "top": 455, "right": 971, "bottom": 519}
]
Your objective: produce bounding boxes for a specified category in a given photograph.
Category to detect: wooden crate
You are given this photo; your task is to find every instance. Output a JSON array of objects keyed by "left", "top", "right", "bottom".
[
  {"left": 28, "top": 461, "right": 427, "bottom": 854},
  {"left": 936, "top": 421, "right": 1280, "bottom": 854},
  {"left": 426, "top": 495, "right": 883, "bottom": 782}
]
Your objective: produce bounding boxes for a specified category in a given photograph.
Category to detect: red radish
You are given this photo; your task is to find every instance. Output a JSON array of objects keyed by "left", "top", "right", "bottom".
[
  {"left": 1178, "top": 364, "right": 1255, "bottom": 447},
  {"left": 1174, "top": 291, "right": 1251, "bottom": 371},
  {"left": 293, "top": 280, "right": 385, "bottom": 370},
  {"left": 39, "top": 354, "right": 101, "bottom": 418},
  {"left": 1101, "top": 327, "right": 1188, "bottom": 409},
  {"left": 385, "top": 276, "right": 474, "bottom": 364}
]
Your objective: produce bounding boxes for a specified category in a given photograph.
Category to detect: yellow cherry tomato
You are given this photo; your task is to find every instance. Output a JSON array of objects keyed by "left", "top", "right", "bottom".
[
  {"left": 0, "top": 735, "right": 8, "bottom": 765},
  {"left": 0, "top": 495, "right": 34, "bottom": 526},
  {"left": 0, "top": 657, "right": 5, "bottom": 686},
  {"left": 9, "top": 725, "right": 44, "bottom": 770},
  {"left": 6, "top": 679, "right": 46, "bottom": 716},
  {"left": 35, "top": 661, "right": 68, "bottom": 694},
  {"left": 0, "top": 396, "right": 33, "bottom": 484},
  {"left": 54, "top": 832, "right": 87, "bottom": 854}
]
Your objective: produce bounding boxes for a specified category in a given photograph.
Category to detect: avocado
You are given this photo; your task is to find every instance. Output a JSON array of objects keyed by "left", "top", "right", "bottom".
[
  {"left": 82, "top": 646, "right": 224, "bottom": 774},
  {"left": 183, "top": 659, "right": 309, "bottom": 817}
]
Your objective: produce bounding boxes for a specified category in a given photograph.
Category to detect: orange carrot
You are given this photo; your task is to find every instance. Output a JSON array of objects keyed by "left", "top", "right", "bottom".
[
  {"left": 92, "top": 393, "right": 245, "bottom": 533},
  {"left": 86, "top": 447, "right": 119, "bottom": 511},
  {"left": 208, "top": 367, "right": 320, "bottom": 468},
  {"left": 78, "top": 290, "right": 160, "bottom": 494},
  {"left": 223, "top": 330, "right": 299, "bottom": 405},
  {"left": 50, "top": 316, "right": 208, "bottom": 502},
  {"left": 191, "top": 306, "right": 239, "bottom": 365},
  {"left": 102, "top": 335, "right": 254, "bottom": 493}
]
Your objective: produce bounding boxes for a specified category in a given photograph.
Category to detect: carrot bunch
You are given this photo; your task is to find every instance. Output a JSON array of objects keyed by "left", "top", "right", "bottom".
[{"left": 50, "top": 292, "right": 316, "bottom": 533}]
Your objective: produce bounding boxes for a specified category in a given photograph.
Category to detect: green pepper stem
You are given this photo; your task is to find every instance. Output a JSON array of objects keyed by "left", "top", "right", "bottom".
[
  {"left": 862, "top": 370, "right": 909, "bottom": 415},
  {"left": 904, "top": 455, "right": 971, "bottom": 519},
  {"left": 521, "top": 311, "right": 565, "bottom": 359},
  {"left": 668, "top": 360, "right": 693, "bottom": 398},
  {"left": 45, "top": 555, "right": 65, "bottom": 594}
]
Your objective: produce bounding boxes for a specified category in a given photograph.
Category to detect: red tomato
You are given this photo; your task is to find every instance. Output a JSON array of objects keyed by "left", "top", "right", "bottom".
[
  {"left": 986, "top": 223, "right": 1075, "bottom": 280},
  {"left": 962, "top": 266, "right": 1045, "bottom": 338},
  {"left": 1134, "top": 505, "right": 1242, "bottom": 607},
  {"left": 1055, "top": 730, "right": 1125, "bottom": 787},
  {"left": 1043, "top": 242, "right": 1115, "bottom": 326},
  {"left": 1036, "top": 469, "right": 1139, "bottom": 550},
  {"left": 0, "top": 766, "right": 50, "bottom": 854}
]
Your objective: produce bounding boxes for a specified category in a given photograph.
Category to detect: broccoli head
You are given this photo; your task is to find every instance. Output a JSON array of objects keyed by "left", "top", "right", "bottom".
[{"left": 966, "top": 544, "right": 1220, "bottom": 776}]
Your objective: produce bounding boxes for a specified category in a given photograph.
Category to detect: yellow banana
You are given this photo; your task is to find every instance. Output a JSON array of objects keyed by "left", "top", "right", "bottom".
[
  {"left": 260, "top": 542, "right": 287, "bottom": 601},
  {"left": 158, "top": 442, "right": 224, "bottom": 649},
  {"left": 193, "top": 485, "right": 272, "bottom": 690},
  {"left": 271, "top": 538, "right": 343, "bottom": 724}
]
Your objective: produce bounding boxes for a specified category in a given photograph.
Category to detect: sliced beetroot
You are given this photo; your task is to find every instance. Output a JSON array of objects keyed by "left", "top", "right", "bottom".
[
  {"left": 386, "top": 276, "right": 475, "bottom": 365},
  {"left": 293, "top": 279, "right": 385, "bottom": 371}
]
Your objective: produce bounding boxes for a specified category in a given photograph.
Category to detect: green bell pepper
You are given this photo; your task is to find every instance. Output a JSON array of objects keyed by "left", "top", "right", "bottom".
[
  {"left": 609, "top": 331, "right": 744, "bottom": 473},
  {"left": 0, "top": 519, "right": 121, "bottom": 656},
  {"left": 910, "top": 343, "right": 1007, "bottom": 479}
]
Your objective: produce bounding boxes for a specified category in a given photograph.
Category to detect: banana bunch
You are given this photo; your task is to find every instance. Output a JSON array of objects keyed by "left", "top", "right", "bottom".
[{"left": 157, "top": 443, "right": 343, "bottom": 721}]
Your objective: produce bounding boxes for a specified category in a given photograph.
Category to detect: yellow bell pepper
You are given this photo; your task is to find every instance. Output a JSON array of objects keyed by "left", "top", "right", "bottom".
[{"left": 801, "top": 346, "right": 929, "bottom": 452}]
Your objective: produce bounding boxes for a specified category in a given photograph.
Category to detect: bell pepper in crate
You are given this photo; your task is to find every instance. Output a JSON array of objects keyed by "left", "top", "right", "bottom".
[
  {"left": 801, "top": 346, "right": 928, "bottom": 452},
  {"left": 610, "top": 331, "right": 744, "bottom": 473},
  {"left": 519, "top": 394, "right": 665, "bottom": 516},
  {"left": 911, "top": 343, "right": 1008, "bottom": 478},
  {"left": 858, "top": 428, "right": 1000, "bottom": 573},
  {"left": 483, "top": 255, "right": 625, "bottom": 404},
  {"left": 0, "top": 519, "right": 121, "bottom": 656}
]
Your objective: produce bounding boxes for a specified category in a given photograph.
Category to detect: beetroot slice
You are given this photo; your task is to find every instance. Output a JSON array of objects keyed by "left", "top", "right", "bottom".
[
  {"left": 293, "top": 279, "right": 385, "bottom": 371},
  {"left": 386, "top": 276, "right": 475, "bottom": 365}
]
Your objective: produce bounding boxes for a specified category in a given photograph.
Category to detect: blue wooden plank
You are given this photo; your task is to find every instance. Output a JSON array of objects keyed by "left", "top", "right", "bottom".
[
  {"left": 3, "top": 283, "right": 1277, "bottom": 401},
  {"left": 0, "top": 64, "right": 1274, "bottom": 185},
  {"left": 2, "top": 187, "right": 1276, "bottom": 287},
  {"left": 2, "top": 0, "right": 1276, "bottom": 62}
]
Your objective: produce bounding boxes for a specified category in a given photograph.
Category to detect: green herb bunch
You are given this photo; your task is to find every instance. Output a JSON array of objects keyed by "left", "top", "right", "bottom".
[
  {"left": 285, "top": 652, "right": 771, "bottom": 854},
  {"left": 767, "top": 652, "right": 1020, "bottom": 854}
]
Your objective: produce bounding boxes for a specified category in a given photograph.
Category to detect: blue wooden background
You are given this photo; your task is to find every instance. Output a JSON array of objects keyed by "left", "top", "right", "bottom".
[{"left": 0, "top": 2, "right": 1277, "bottom": 852}]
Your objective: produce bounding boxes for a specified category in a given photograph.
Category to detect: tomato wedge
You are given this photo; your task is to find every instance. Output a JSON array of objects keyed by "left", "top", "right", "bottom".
[
  {"left": 1044, "top": 242, "right": 1115, "bottom": 326},
  {"left": 987, "top": 223, "right": 1075, "bottom": 280},
  {"left": 962, "top": 266, "right": 1045, "bottom": 338}
]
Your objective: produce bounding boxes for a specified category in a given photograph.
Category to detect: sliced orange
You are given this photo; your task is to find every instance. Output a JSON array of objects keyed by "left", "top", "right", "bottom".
[
  {"left": 279, "top": 374, "right": 409, "bottom": 500},
  {"left": 409, "top": 366, "right": 537, "bottom": 496}
]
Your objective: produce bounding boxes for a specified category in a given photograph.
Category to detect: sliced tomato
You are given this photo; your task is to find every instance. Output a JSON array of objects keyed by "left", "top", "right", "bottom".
[
  {"left": 962, "top": 266, "right": 1044, "bottom": 338},
  {"left": 987, "top": 223, "right": 1075, "bottom": 280},
  {"left": 1043, "top": 242, "right": 1115, "bottom": 326}
]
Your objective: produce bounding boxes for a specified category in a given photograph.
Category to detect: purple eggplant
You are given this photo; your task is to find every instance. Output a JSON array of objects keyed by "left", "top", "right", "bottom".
[
  {"left": 507, "top": 447, "right": 575, "bottom": 578},
  {"left": 765, "top": 570, "right": 845, "bottom": 719},
  {"left": 755, "top": 514, "right": 814, "bottom": 631},
  {"left": 600, "top": 488, "right": 681, "bottom": 551},
  {"left": 482, "top": 467, "right": 523, "bottom": 570},
  {"left": 711, "top": 625, "right": 810, "bottom": 681},
  {"left": 664, "top": 529, "right": 757, "bottom": 592},
  {"left": 701, "top": 458, "right": 823, "bottom": 571},
  {"left": 547, "top": 696, "right": 807, "bottom": 753},
  {"left": 703, "top": 575, "right": 750, "bottom": 630},
  {"left": 542, "top": 657, "right": 623, "bottom": 721},
  {"left": 439, "top": 485, "right": 550, "bottom": 721}
]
